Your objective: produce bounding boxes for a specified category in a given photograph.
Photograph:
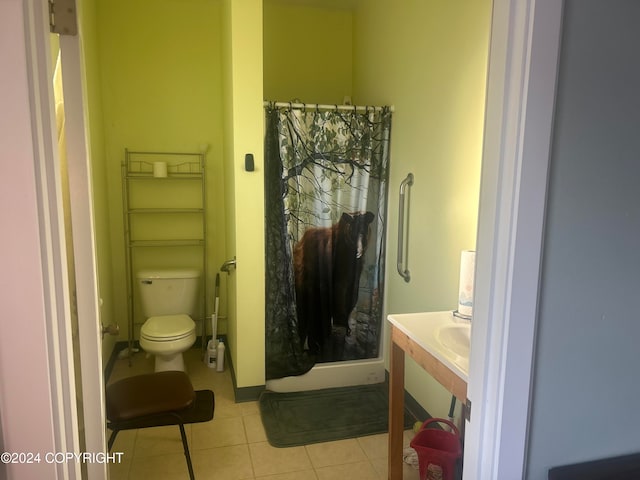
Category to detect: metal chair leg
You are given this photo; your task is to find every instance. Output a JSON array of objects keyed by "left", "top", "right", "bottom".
[
  {"left": 179, "top": 423, "right": 195, "bottom": 480},
  {"left": 107, "top": 429, "right": 118, "bottom": 452}
]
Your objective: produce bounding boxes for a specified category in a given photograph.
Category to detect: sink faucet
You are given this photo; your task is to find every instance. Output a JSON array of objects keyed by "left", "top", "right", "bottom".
[{"left": 220, "top": 257, "right": 236, "bottom": 272}]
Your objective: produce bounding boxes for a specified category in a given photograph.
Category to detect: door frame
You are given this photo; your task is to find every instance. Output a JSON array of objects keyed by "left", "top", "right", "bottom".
[
  {"left": 59, "top": 21, "right": 109, "bottom": 480},
  {"left": 14, "top": 0, "right": 564, "bottom": 478},
  {"left": 0, "top": 1, "right": 82, "bottom": 478},
  {"left": 16, "top": 1, "right": 107, "bottom": 479},
  {"left": 464, "top": 0, "right": 564, "bottom": 478}
]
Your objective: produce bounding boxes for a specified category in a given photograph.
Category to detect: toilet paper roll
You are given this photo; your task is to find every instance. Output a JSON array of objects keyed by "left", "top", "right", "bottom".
[
  {"left": 457, "top": 250, "right": 475, "bottom": 318},
  {"left": 153, "top": 161, "right": 168, "bottom": 178}
]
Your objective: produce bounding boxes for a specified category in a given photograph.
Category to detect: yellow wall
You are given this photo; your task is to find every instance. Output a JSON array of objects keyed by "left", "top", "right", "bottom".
[
  {"left": 80, "top": 0, "right": 490, "bottom": 409},
  {"left": 231, "top": 0, "right": 491, "bottom": 400},
  {"left": 263, "top": 1, "right": 353, "bottom": 104},
  {"left": 353, "top": 0, "right": 491, "bottom": 417},
  {"left": 261, "top": 0, "right": 491, "bottom": 415},
  {"left": 223, "top": 0, "right": 265, "bottom": 388},
  {"left": 96, "top": 0, "right": 227, "bottom": 341}
]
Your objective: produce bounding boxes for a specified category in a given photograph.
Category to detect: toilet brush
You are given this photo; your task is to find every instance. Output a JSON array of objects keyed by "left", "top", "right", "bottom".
[
  {"left": 212, "top": 274, "right": 219, "bottom": 341},
  {"left": 205, "top": 274, "right": 220, "bottom": 368}
]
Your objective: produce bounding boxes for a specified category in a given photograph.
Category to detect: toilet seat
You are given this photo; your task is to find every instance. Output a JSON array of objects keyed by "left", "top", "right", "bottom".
[{"left": 141, "top": 314, "right": 195, "bottom": 342}]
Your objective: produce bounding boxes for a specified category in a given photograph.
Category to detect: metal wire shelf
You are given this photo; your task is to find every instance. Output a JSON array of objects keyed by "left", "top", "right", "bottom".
[{"left": 121, "top": 148, "right": 208, "bottom": 364}]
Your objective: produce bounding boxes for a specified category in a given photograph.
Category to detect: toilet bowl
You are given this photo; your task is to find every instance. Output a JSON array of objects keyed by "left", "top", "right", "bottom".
[
  {"left": 139, "top": 314, "right": 196, "bottom": 372},
  {"left": 136, "top": 268, "right": 201, "bottom": 373}
]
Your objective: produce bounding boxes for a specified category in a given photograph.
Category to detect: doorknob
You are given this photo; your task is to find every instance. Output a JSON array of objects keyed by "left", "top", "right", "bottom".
[{"left": 101, "top": 322, "right": 120, "bottom": 339}]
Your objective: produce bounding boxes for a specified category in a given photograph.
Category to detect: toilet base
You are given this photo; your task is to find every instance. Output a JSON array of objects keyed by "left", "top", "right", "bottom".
[
  {"left": 140, "top": 329, "right": 196, "bottom": 373},
  {"left": 153, "top": 352, "right": 186, "bottom": 372}
]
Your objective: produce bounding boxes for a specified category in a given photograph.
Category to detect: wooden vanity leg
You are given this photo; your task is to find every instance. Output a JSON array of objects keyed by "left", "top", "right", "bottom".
[{"left": 388, "top": 328, "right": 405, "bottom": 480}]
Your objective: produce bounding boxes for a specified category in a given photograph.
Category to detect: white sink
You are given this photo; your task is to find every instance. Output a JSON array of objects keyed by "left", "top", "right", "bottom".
[
  {"left": 387, "top": 311, "right": 471, "bottom": 381},
  {"left": 435, "top": 322, "right": 471, "bottom": 374},
  {"left": 436, "top": 323, "right": 471, "bottom": 359}
]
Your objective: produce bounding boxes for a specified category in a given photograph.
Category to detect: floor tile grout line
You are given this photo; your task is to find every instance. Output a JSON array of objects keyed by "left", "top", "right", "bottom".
[{"left": 246, "top": 436, "right": 260, "bottom": 479}]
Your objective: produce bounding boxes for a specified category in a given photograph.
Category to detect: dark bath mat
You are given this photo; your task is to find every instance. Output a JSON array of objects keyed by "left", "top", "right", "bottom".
[{"left": 259, "top": 383, "right": 416, "bottom": 447}]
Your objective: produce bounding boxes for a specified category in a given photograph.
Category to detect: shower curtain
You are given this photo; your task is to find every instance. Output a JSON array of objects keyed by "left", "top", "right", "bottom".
[{"left": 265, "top": 103, "right": 392, "bottom": 380}]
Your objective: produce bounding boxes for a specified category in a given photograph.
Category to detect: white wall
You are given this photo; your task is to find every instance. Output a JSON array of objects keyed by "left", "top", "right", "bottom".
[
  {"left": 526, "top": 1, "right": 640, "bottom": 477},
  {"left": 0, "top": 1, "right": 64, "bottom": 478}
]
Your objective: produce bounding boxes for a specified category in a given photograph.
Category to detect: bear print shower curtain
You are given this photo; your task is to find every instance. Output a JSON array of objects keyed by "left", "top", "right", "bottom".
[{"left": 264, "top": 103, "right": 392, "bottom": 379}]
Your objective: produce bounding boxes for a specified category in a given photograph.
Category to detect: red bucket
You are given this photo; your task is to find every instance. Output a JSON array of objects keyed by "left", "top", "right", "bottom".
[{"left": 410, "top": 418, "right": 462, "bottom": 480}]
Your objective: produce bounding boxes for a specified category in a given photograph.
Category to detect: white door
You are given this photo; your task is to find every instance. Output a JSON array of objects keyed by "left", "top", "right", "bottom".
[
  {"left": 0, "top": 1, "right": 106, "bottom": 479},
  {"left": 37, "top": 1, "right": 108, "bottom": 478},
  {"left": 49, "top": 3, "right": 110, "bottom": 477},
  {"left": 58, "top": 29, "right": 108, "bottom": 480},
  {"left": 464, "top": 0, "right": 563, "bottom": 478}
]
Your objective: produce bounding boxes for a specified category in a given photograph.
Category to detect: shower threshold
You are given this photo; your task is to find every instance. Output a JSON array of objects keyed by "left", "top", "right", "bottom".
[{"left": 265, "top": 358, "right": 385, "bottom": 393}]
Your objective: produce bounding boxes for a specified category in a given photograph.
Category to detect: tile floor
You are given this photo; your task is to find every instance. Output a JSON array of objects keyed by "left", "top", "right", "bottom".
[{"left": 107, "top": 347, "right": 421, "bottom": 480}]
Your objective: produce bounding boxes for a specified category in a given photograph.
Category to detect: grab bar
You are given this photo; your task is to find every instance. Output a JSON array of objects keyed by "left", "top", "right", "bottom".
[
  {"left": 220, "top": 257, "right": 236, "bottom": 273},
  {"left": 397, "top": 173, "right": 414, "bottom": 282}
]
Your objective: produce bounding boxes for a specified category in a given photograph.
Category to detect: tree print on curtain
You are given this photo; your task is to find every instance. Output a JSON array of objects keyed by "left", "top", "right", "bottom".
[{"left": 265, "top": 104, "right": 392, "bottom": 380}]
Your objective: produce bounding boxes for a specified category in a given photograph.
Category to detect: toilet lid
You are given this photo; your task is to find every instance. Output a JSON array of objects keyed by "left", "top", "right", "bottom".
[{"left": 141, "top": 314, "right": 195, "bottom": 341}]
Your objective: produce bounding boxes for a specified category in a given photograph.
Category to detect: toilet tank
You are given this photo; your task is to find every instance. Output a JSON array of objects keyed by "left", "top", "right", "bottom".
[{"left": 136, "top": 269, "right": 200, "bottom": 318}]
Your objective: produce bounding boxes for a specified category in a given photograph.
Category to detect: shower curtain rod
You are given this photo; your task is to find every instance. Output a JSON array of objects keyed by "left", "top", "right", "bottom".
[{"left": 264, "top": 101, "right": 394, "bottom": 113}]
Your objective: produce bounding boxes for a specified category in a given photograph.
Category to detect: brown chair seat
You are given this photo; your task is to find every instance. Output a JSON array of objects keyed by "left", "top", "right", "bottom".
[
  {"left": 106, "top": 371, "right": 195, "bottom": 422},
  {"left": 106, "top": 371, "right": 214, "bottom": 480}
]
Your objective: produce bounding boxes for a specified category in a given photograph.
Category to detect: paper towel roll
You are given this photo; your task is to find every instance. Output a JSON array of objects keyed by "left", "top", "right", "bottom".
[
  {"left": 153, "top": 161, "right": 167, "bottom": 178},
  {"left": 457, "top": 250, "right": 475, "bottom": 318}
]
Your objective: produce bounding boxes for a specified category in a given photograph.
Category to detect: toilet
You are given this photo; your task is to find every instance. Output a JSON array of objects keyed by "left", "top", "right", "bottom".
[{"left": 137, "top": 268, "right": 199, "bottom": 372}]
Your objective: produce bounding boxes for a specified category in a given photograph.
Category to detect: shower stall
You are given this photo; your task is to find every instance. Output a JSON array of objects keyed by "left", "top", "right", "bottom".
[{"left": 264, "top": 102, "right": 393, "bottom": 392}]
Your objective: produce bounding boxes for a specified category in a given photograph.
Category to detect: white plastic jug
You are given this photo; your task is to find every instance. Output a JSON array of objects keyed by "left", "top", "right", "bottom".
[
  {"left": 205, "top": 339, "right": 217, "bottom": 369},
  {"left": 216, "top": 340, "right": 225, "bottom": 372}
]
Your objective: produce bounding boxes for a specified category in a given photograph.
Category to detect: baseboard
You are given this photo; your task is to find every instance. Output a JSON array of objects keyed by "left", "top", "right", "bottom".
[
  {"left": 403, "top": 388, "right": 431, "bottom": 424},
  {"left": 234, "top": 383, "right": 266, "bottom": 403},
  {"left": 104, "top": 340, "right": 132, "bottom": 382},
  {"left": 224, "top": 339, "right": 266, "bottom": 402},
  {"left": 384, "top": 369, "right": 432, "bottom": 423}
]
